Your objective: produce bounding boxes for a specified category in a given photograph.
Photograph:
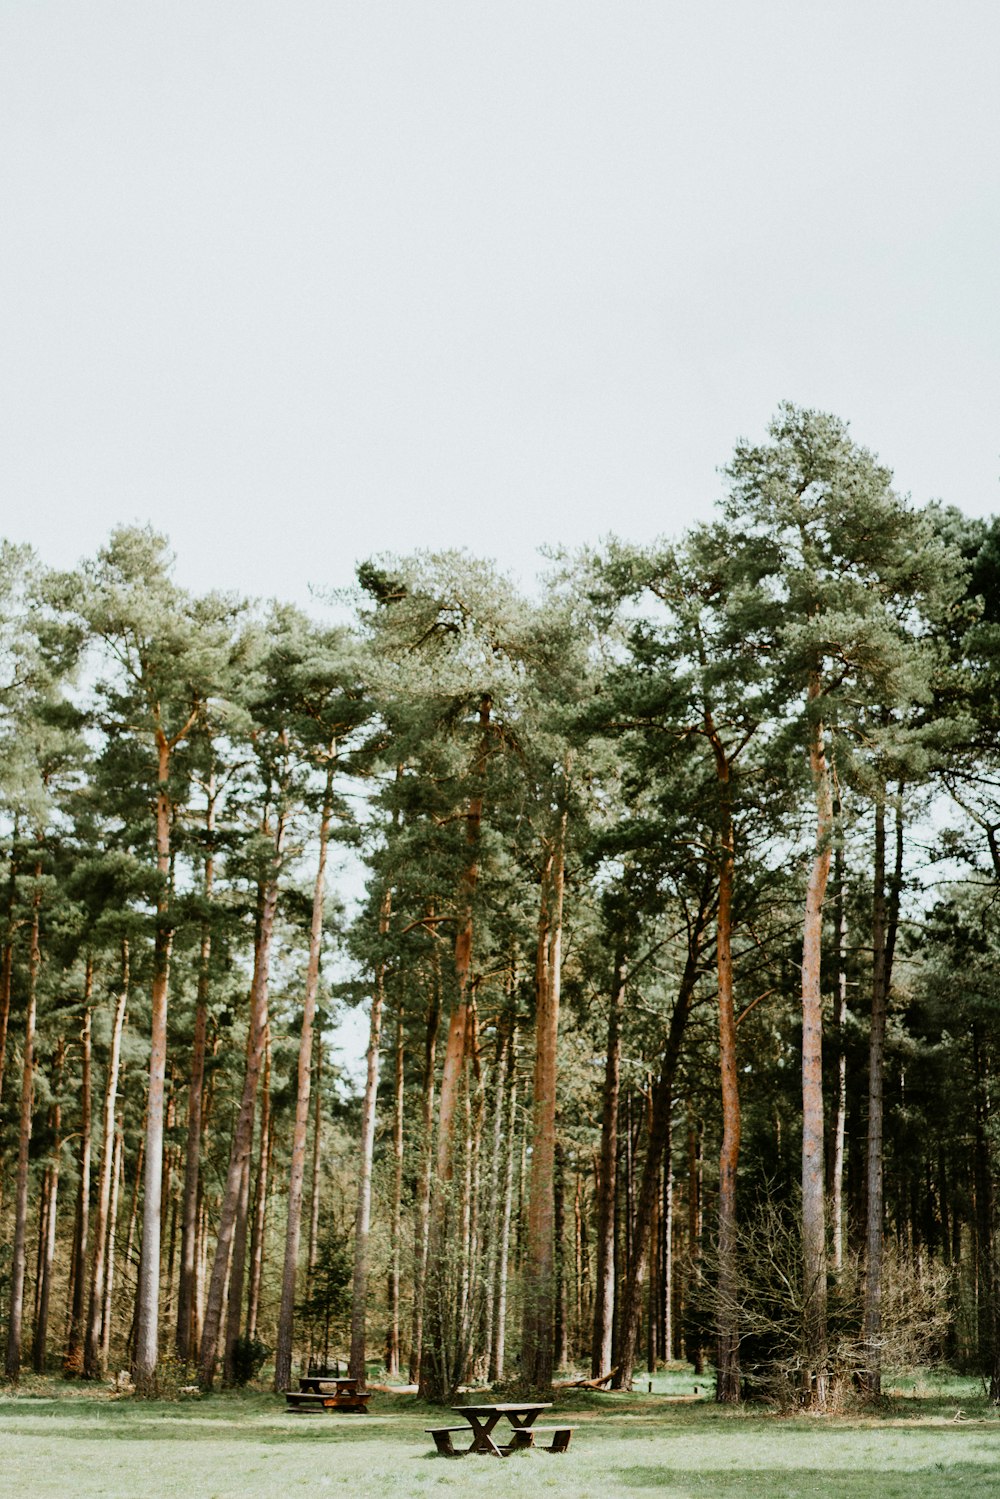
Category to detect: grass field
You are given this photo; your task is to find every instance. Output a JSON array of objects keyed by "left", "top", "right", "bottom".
[{"left": 2, "top": 1371, "right": 999, "bottom": 1498}]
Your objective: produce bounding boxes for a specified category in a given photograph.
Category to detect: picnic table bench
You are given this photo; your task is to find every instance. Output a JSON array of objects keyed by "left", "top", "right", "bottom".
[
  {"left": 285, "top": 1373, "right": 372, "bottom": 1413},
  {"left": 426, "top": 1402, "right": 575, "bottom": 1457}
]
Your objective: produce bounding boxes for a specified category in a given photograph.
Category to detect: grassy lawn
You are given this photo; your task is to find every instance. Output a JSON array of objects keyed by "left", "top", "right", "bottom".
[{"left": 2, "top": 1372, "right": 999, "bottom": 1498}]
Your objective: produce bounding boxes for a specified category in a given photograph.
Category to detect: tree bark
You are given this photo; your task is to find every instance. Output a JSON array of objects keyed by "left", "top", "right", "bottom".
[
  {"left": 348, "top": 889, "right": 390, "bottom": 1381},
  {"left": 84, "top": 947, "right": 129, "bottom": 1379},
  {"left": 829, "top": 796, "right": 848, "bottom": 1274},
  {"left": 65, "top": 961, "right": 94, "bottom": 1373},
  {"left": 246, "top": 1031, "right": 271, "bottom": 1344},
  {"left": 274, "top": 765, "right": 333, "bottom": 1390},
  {"left": 419, "top": 696, "right": 491, "bottom": 1402},
  {"left": 860, "top": 789, "right": 905, "bottom": 1396},
  {"left": 522, "top": 801, "right": 568, "bottom": 1390},
  {"left": 4, "top": 862, "right": 42, "bottom": 1382},
  {"left": 490, "top": 1035, "right": 518, "bottom": 1383},
  {"left": 611, "top": 898, "right": 707, "bottom": 1391},
  {"left": 592, "top": 936, "right": 626, "bottom": 1376},
  {"left": 199, "top": 811, "right": 285, "bottom": 1389},
  {"left": 177, "top": 780, "right": 216, "bottom": 1364},
  {"left": 386, "top": 1005, "right": 405, "bottom": 1377},
  {"left": 134, "top": 731, "right": 175, "bottom": 1395},
  {"left": 32, "top": 1037, "right": 65, "bottom": 1372},
  {"left": 408, "top": 945, "right": 442, "bottom": 1384},
  {"left": 712, "top": 743, "right": 740, "bottom": 1403},
  {"left": 801, "top": 673, "right": 832, "bottom": 1408},
  {"left": 101, "top": 1122, "right": 124, "bottom": 1372}
]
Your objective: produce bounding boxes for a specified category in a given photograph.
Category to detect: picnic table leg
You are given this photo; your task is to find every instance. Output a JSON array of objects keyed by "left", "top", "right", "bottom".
[{"left": 463, "top": 1414, "right": 504, "bottom": 1457}]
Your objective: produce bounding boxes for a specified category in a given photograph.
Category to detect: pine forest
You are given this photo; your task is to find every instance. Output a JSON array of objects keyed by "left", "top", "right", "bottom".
[{"left": 4, "top": 405, "right": 1000, "bottom": 1411}]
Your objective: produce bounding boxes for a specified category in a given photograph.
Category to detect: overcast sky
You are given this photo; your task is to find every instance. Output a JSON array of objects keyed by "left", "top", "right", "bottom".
[{"left": 3, "top": 1, "right": 998, "bottom": 609}]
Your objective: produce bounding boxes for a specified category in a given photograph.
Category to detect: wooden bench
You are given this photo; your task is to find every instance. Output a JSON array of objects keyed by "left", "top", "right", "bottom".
[
  {"left": 524, "top": 1425, "right": 576, "bottom": 1452},
  {"left": 425, "top": 1426, "right": 473, "bottom": 1457}
]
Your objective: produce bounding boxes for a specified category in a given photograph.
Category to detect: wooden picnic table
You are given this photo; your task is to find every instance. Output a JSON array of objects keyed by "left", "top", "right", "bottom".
[
  {"left": 427, "top": 1402, "right": 560, "bottom": 1457},
  {"left": 285, "top": 1374, "right": 372, "bottom": 1413}
]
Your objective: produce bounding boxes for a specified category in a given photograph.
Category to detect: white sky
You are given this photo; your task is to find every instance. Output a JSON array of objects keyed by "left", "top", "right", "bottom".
[{"left": 2, "top": 1, "right": 999, "bottom": 608}]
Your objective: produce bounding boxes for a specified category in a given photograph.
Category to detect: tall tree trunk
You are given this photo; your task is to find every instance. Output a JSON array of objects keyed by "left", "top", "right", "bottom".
[
  {"left": 801, "top": 675, "right": 832, "bottom": 1408},
  {"left": 861, "top": 788, "right": 905, "bottom": 1396},
  {"left": 199, "top": 812, "right": 285, "bottom": 1389},
  {"left": 712, "top": 748, "right": 740, "bottom": 1403},
  {"left": 490, "top": 1029, "right": 518, "bottom": 1382},
  {"left": 246, "top": 1031, "right": 271, "bottom": 1344},
  {"left": 612, "top": 893, "right": 709, "bottom": 1391},
  {"left": 4, "top": 862, "right": 42, "bottom": 1381},
  {"left": 134, "top": 732, "right": 175, "bottom": 1395},
  {"left": 408, "top": 946, "right": 442, "bottom": 1384},
  {"left": 522, "top": 802, "right": 568, "bottom": 1390},
  {"left": 348, "top": 889, "right": 390, "bottom": 1381},
  {"left": 386, "top": 1005, "right": 405, "bottom": 1377},
  {"left": 274, "top": 765, "right": 333, "bottom": 1391},
  {"left": 0, "top": 834, "right": 18, "bottom": 1125},
  {"left": 305, "top": 1036, "right": 323, "bottom": 1320},
  {"left": 32, "top": 1038, "right": 65, "bottom": 1372},
  {"left": 482, "top": 1008, "right": 511, "bottom": 1378},
  {"left": 223, "top": 1153, "right": 252, "bottom": 1383},
  {"left": 65, "top": 961, "right": 94, "bottom": 1373},
  {"left": 592, "top": 936, "right": 626, "bottom": 1376},
  {"left": 829, "top": 796, "right": 849, "bottom": 1274},
  {"left": 102, "top": 1122, "right": 124, "bottom": 1373},
  {"left": 177, "top": 780, "right": 216, "bottom": 1364},
  {"left": 85, "top": 951, "right": 129, "bottom": 1378},
  {"left": 686, "top": 1112, "right": 705, "bottom": 1375},
  {"left": 419, "top": 697, "right": 491, "bottom": 1402}
]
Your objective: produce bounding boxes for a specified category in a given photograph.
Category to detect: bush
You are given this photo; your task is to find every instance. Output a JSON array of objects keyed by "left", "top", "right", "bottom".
[{"left": 230, "top": 1336, "right": 270, "bottom": 1387}]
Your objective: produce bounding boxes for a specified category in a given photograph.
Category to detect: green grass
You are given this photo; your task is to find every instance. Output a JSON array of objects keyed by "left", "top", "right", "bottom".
[{"left": 2, "top": 1374, "right": 999, "bottom": 1498}]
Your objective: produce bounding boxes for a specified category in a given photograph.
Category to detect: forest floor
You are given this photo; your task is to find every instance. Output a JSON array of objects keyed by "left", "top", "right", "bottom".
[{"left": 1, "top": 1368, "right": 998, "bottom": 1498}]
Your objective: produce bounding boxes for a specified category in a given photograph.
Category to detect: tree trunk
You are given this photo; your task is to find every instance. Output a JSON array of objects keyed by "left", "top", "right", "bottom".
[
  {"left": 712, "top": 750, "right": 740, "bottom": 1403},
  {"left": 592, "top": 936, "right": 626, "bottom": 1376},
  {"left": 861, "top": 789, "right": 905, "bottom": 1396},
  {"left": 84, "top": 948, "right": 129, "bottom": 1378},
  {"left": 490, "top": 1029, "right": 518, "bottom": 1383},
  {"left": 134, "top": 732, "right": 175, "bottom": 1396},
  {"left": 5, "top": 862, "right": 42, "bottom": 1381},
  {"left": 419, "top": 697, "right": 491, "bottom": 1402},
  {"left": 102, "top": 1122, "right": 124, "bottom": 1372},
  {"left": 274, "top": 765, "right": 333, "bottom": 1390},
  {"left": 521, "top": 803, "right": 568, "bottom": 1390},
  {"left": 801, "top": 675, "right": 832, "bottom": 1407},
  {"left": 32, "top": 1038, "right": 65, "bottom": 1373},
  {"left": 829, "top": 797, "right": 848, "bottom": 1274},
  {"left": 0, "top": 837, "right": 18, "bottom": 1124},
  {"left": 65, "top": 962, "right": 94, "bottom": 1373},
  {"left": 246, "top": 1031, "right": 271, "bottom": 1344},
  {"left": 177, "top": 781, "right": 216, "bottom": 1365},
  {"left": 408, "top": 946, "right": 442, "bottom": 1384},
  {"left": 386, "top": 1006, "right": 405, "bottom": 1377},
  {"left": 199, "top": 812, "right": 285, "bottom": 1389},
  {"left": 348, "top": 889, "right": 391, "bottom": 1381},
  {"left": 223, "top": 1153, "right": 252, "bottom": 1384},
  {"left": 612, "top": 893, "right": 708, "bottom": 1391}
]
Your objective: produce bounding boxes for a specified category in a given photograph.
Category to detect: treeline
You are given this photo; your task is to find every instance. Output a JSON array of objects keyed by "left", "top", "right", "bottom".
[{"left": 1, "top": 405, "right": 1000, "bottom": 1407}]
